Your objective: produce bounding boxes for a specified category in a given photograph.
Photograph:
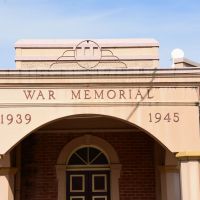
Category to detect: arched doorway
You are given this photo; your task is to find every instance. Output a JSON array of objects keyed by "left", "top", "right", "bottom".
[
  {"left": 11, "top": 114, "right": 180, "bottom": 200},
  {"left": 66, "top": 146, "right": 110, "bottom": 200},
  {"left": 56, "top": 135, "right": 121, "bottom": 200}
]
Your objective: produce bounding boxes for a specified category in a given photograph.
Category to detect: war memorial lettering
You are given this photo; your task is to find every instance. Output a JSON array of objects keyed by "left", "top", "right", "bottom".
[
  {"left": 0, "top": 87, "right": 183, "bottom": 126},
  {"left": 0, "top": 86, "right": 195, "bottom": 128},
  {"left": 22, "top": 88, "right": 154, "bottom": 100},
  {"left": 0, "top": 39, "right": 200, "bottom": 200}
]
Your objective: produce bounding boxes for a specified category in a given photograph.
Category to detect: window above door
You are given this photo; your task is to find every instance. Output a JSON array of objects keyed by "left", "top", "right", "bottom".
[{"left": 68, "top": 147, "right": 109, "bottom": 167}]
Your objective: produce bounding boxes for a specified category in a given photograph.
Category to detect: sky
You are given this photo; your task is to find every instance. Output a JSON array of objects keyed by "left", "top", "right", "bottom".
[{"left": 0, "top": 0, "right": 199, "bottom": 69}]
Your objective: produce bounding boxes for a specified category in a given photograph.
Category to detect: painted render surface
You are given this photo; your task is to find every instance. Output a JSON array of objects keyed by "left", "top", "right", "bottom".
[
  {"left": 0, "top": 39, "right": 200, "bottom": 200},
  {"left": 0, "top": 38, "right": 199, "bottom": 155}
]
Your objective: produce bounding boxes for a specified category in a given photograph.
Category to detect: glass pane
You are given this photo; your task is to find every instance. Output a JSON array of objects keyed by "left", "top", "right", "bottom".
[
  {"left": 68, "top": 154, "right": 85, "bottom": 165},
  {"left": 93, "top": 175, "right": 106, "bottom": 191},
  {"left": 68, "top": 147, "right": 108, "bottom": 165},
  {"left": 76, "top": 148, "right": 88, "bottom": 163},
  {"left": 91, "top": 154, "right": 108, "bottom": 165},
  {"left": 70, "top": 175, "right": 84, "bottom": 192},
  {"left": 89, "top": 147, "right": 101, "bottom": 162}
]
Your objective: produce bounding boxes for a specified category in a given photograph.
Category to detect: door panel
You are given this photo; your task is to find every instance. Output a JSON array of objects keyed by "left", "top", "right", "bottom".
[{"left": 66, "top": 171, "right": 110, "bottom": 200}]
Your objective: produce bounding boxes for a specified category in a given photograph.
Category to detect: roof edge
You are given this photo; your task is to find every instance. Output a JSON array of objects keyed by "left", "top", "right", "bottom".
[{"left": 15, "top": 38, "right": 159, "bottom": 48}]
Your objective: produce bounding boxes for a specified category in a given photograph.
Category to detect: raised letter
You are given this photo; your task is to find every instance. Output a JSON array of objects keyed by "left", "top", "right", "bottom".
[
  {"left": 49, "top": 90, "right": 56, "bottom": 100},
  {"left": 23, "top": 90, "right": 36, "bottom": 100},
  {"left": 84, "top": 90, "right": 91, "bottom": 99},
  {"left": 107, "top": 90, "right": 116, "bottom": 99},
  {"left": 119, "top": 90, "right": 126, "bottom": 99},
  {"left": 94, "top": 90, "right": 104, "bottom": 99},
  {"left": 37, "top": 90, "right": 45, "bottom": 100},
  {"left": 128, "top": 89, "right": 132, "bottom": 99},
  {"left": 135, "top": 89, "right": 143, "bottom": 100},
  {"left": 71, "top": 90, "right": 81, "bottom": 99},
  {"left": 147, "top": 89, "right": 154, "bottom": 99}
]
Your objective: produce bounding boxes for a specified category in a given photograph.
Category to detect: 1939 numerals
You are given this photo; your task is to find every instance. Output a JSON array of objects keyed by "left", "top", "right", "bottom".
[
  {"left": 149, "top": 112, "right": 179, "bottom": 123},
  {"left": 0, "top": 114, "right": 31, "bottom": 125}
]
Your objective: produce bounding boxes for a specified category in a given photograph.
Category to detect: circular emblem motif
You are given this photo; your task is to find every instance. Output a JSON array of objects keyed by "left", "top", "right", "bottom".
[{"left": 75, "top": 40, "right": 102, "bottom": 69}]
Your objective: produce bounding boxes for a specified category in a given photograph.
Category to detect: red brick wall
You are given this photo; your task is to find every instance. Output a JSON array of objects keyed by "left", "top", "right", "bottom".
[{"left": 20, "top": 132, "right": 155, "bottom": 200}]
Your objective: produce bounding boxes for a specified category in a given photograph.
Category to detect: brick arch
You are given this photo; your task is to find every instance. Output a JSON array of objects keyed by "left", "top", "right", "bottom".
[{"left": 57, "top": 134, "right": 120, "bottom": 165}]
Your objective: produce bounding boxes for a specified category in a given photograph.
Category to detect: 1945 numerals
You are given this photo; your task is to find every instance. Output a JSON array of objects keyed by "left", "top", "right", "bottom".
[
  {"left": 0, "top": 114, "right": 31, "bottom": 125},
  {"left": 149, "top": 112, "right": 179, "bottom": 123}
]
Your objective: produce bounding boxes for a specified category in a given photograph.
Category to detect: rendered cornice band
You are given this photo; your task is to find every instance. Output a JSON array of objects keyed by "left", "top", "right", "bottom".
[
  {"left": 176, "top": 152, "right": 200, "bottom": 160},
  {"left": 0, "top": 167, "right": 18, "bottom": 175},
  {"left": 15, "top": 39, "right": 159, "bottom": 48},
  {"left": 15, "top": 55, "right": 159, "bottom": 61}
]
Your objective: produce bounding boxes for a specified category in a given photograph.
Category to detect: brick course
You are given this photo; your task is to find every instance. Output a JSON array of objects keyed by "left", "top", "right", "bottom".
[{"left": 20, "top": 132, "right": 155, "bottom": 200}]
